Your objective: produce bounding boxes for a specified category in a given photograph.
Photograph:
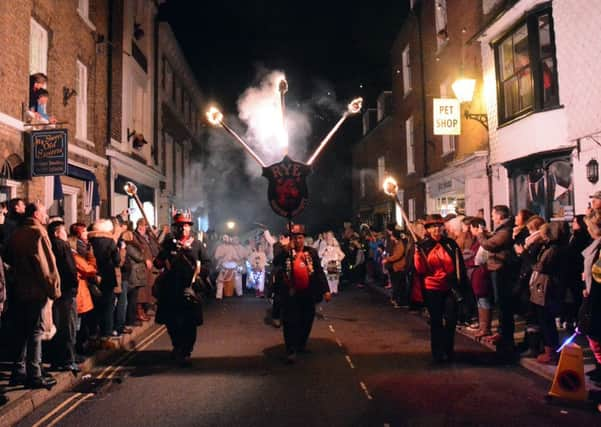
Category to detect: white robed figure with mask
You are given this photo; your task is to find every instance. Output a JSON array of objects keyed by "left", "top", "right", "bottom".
[
  {"left": 318, "top": 231, "right": 345, "bottom": 294},
  {"left": 214, "top": 235, "right": 244, "bottom": 299}
]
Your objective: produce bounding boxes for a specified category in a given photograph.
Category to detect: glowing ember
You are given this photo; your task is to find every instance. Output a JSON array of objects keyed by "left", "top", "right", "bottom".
[
  {"left": 383, "top": 176, "right": 398, "bottom": 196},
  {"left": 347, "top": 97, "right": 363, "bottom": 114},
  {"left": 206, "top": 107, "right": 223, "bottom": 125}
]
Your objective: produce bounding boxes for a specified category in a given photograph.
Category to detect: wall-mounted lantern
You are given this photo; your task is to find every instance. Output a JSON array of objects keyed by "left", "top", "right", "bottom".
[{"left": 587, "top": 159, "right": 599, "bottom": 184}]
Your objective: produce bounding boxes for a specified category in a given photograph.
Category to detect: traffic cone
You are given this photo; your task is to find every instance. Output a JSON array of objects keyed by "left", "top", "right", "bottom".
[{"left": 547, "top": 343, "right": 587, "bottom": 402}]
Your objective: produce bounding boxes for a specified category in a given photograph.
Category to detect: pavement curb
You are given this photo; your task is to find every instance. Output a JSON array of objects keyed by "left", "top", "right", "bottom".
[{"left": 0, "top": 319, "right": 156, "bottom": 426}]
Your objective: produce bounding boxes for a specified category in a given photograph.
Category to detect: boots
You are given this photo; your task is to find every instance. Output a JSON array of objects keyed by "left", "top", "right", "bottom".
[
  {"left": 474, "top": 308, "right": 492, "bottom": 341},
  {"left": 536, "top": 346, "right": 558, "bottom": 364},
  {"left": 521, "top": 327, "right": 543, "bottom": 358},
  {"left": 136, "top": 304, "right": 150, "bottom": 322}
]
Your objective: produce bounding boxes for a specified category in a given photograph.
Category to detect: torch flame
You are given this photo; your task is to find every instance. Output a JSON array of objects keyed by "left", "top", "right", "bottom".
[
  {"left": 123, "top": 181, "right": 137, "bottom": 197},
  {"left": 383, "top": 176, "right": 398, "bottom": 196},
  {"left": 206, "top": 107, "right": 224, "bottom": 126},
  {"left": 347, "top": 97, "right": 363, "bottom": 114}
]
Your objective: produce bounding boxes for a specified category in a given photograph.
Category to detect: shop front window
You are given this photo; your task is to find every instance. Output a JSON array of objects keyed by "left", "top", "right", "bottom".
[
  {"left": 434, "top": 195, "right": 465, "bottom": 217},
  {"left": 508, "top": 155, "right": 573, "bottom": 220}
]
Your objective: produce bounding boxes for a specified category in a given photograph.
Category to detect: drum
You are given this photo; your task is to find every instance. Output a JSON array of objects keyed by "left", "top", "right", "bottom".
[
  {"left": 326, "top": 260, "right": 341, "bottom": 275},
  {"left": 221, "top": 261, "right": 237, "bottom": 297}
]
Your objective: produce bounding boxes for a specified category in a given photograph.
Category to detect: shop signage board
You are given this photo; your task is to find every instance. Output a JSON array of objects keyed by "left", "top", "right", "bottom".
[
  {"left": 27, "top": 129, "right": 68, "bottom": 176},
  {"left": 433, "top": 98, "right": 461, "bottom": 135}
]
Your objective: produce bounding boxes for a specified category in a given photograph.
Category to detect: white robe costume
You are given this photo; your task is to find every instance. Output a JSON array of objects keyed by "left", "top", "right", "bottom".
[
  {"left": 214, "top": 239, "right": 244, "bottom": 298},
  {"left": 246, "top": 248, "right": 267, "bottom": 294},
  {"left": 319, "top": 234, "right": 345, "bottom": 294}
]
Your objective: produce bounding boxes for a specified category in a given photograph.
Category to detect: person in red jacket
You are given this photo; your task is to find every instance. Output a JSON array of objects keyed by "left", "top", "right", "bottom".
[{"left": 414, "top": 215, "right": 468, "bottom": 363}]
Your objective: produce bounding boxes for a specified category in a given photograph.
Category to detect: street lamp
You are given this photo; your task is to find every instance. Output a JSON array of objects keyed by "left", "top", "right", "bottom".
[
  {"left": 452, "top": 77, "right": 488, "bottom": 130},
  {"left": 226, "top": 221, "right": 236, "bottom": 231}
]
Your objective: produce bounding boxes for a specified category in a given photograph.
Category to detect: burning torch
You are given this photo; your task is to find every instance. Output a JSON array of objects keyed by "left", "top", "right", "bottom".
[
  {"left": 306, "top": 97, "right": 363, "bottom": 165},
  {"left": 206, "top": 106, "right": 267, "bottom": 168},
  {"left": 123, "top": 181, "right": 160, "bottom": 246},
  {"left": 382, "top": 176, "right": 419, "bottom": 243}
]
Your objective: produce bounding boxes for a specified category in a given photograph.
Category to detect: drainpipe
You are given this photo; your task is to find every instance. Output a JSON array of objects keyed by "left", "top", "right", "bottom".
[
  {"left": 153, "top": 2, "right": 160, "bottom": 224},
  {"left": 105, "top": 0, "right": 114, "bottom": 217},
  {"left": 415, "top": 2, "right": 429, "bottom": 217},
  {"left": 153, "top": 2, "right": 160, "bottom": 167}
]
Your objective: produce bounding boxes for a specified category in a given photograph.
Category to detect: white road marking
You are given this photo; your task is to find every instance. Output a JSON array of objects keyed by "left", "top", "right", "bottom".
[
  {"left": 328, "top": 325, "right": 335, "bottom": 333},
  {"left": 335, "top": 338, "right": 343, "bottom": 348},
  {"left": 345, "top": 355, "right": 355, "bottom": 369}
]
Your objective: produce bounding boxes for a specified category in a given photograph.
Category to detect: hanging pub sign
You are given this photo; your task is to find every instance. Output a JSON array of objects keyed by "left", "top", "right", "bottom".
[
  {"left": 26, "top": 129, "right": 68, "bottom": 177},
  {"left": 262, "top": 155, "right": 311, "bottom": 218},
  {"left": 433, "top": 98, "right": 461, "bottom": 136}
]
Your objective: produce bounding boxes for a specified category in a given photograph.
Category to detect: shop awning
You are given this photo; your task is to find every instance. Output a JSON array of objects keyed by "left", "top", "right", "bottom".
[{"left": 53, "top": 165, "right": 100, "bottom": 209}]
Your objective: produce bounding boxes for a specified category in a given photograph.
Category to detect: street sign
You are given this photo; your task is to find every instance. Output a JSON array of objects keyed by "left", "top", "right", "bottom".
[
  {"left": 27, "top": 129, "right": 68, "bottom": 177},
  {"left": 433, "top": 98, "right": 461, "bottom": 135}
]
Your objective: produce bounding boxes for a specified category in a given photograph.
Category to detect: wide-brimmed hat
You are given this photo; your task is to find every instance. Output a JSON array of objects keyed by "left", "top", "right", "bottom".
[
  {"left": 589, "top": 190, "right": 601, "bottom": 200},
  {"left": 289, "top": 224, "right": 306, "bottom": 236},
  {"left": 423, "top": 215, "right": 444, "bottom": 228},
  {"left": 172, "top": 212, "right": 193, "bottom": 225}
]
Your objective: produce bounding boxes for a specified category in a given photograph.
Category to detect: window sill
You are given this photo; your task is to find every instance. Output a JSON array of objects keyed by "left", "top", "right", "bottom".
[
  {"left": 77, "top": 10, "right": 96, "bottom": 32},
  {"left": 497, "top": 104, "right": 564, "bottom": 130},
  {"left": 441, "top": 150, "right": 455, "bottom": 158},
  {"left": 75, "top": 136, "right": 95, "bottom": 147}
]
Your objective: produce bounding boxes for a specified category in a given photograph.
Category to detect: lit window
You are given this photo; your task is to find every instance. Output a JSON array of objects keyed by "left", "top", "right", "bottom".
[
  {"left": 76, "top": 61, "right": 88, "bottom": 140},
  {"left": 435, "top": 0, "right": 448, "bottom": 51},
  {"left": 378, "top": 156, "right": 386, "bottom": 187},
  {"left": 406, "top": 117, "right": 415, "bottom": 174},
  {"left": 494, "top": 9, "right": 559, "bottom": 123},
  {"left": 408, "top": 198, "right": 416, "bottom": 221},
  {"left": 30, "top": 18, "right": 48, "bottom": 75},
  {"left": 402, "top": 45, "right": 411, "bottom": 96}
]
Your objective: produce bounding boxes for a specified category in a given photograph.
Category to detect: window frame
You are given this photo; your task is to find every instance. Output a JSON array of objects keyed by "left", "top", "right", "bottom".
[
  {"left": 493, "top": 6, "right": 559, "bottom": 125},
  {"left": 29, "top": 18, "right": 48, "bottom": 76},
  {"left": 406, "top": 117, "right": 415, "bottom": 175},
  {"left": 76, "top": 60, "right": 88, "bottom": 141},
  {"left": 408, "top": 198, "right": 416, "bottom": 222},
  {"left": 402, "top": 45, "right": 412, "bottom": 96},
  {"left": 377, "top": 156, "right": 385, "bottom": 188},
  {"left": 435, "top": 0, "right": 449, "bottom": 52}
]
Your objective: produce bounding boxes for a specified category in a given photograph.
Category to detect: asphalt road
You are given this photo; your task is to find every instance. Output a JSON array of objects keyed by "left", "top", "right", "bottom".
[{"left": 17, "top": 286, "right": 600, "bottom": 427}]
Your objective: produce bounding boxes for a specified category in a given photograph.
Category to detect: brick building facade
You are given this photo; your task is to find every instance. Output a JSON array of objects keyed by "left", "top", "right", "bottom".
[{"left": 0, "top": 0, "right": 110, "bottom": 225}]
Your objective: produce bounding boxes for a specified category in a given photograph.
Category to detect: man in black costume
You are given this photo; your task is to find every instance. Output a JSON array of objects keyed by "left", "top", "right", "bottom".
[
  {"left": 154, "top": 212, "right": 209, "bottom": 365},
  {"left": 273, "top": 224, "right": 331, "bottom": 364}
]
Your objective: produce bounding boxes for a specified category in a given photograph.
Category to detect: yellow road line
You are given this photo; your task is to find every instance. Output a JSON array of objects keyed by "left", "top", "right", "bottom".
[
  {"left": 45, "top": 393, "right": 94, "bottom": 427},
  {"left": 97, "top": 325, "right": 165, "bottom": 379},
  {"left": 359, "top": 381, "right": 373, "bottom": 400},
  {"left": 345, "top": 355, "right": 355, "bottom": 369},
  {"left": 31, "top": 393, "right": 82, "bottom": 427},
  {"left": 106, "top": 327, "right": 166, "bottom": 380}
]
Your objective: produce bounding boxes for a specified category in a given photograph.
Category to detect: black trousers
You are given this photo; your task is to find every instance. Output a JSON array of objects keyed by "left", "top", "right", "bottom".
[
  {"left": 126, "top": 286, "right": 139, "bottom": 326},
  {"left": 52, "top": 295, "right": 77, "bottom": 365},
  {"left": 390, "top": 271, "right": 407, "bottom": 305},
  {"left": 492, "top": 269, "right": 515, "bottom": 346},
  {"left": 424, "top": 289, "right": 458, "bottom": 361},
  {"left": 281, "top": 292, "right": 315, "bottom": 354},
  {"left": 166, "top": 313, "right": 198, "bottom": 357}
]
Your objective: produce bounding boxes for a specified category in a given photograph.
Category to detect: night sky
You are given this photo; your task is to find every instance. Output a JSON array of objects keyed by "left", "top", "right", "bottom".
[{"left": 160, "top": 1, "right": 410, "bottom": 234}]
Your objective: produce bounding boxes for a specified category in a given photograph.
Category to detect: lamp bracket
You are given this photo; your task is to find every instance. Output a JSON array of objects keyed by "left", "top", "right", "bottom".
[{"left": 464, "top": 109, "right": 488, "bottom": 130}]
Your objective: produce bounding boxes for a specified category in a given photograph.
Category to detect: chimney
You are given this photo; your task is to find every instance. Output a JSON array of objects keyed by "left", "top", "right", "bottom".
[{"left": 362, "top": 108, "right": 377, "bottom": 136}]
